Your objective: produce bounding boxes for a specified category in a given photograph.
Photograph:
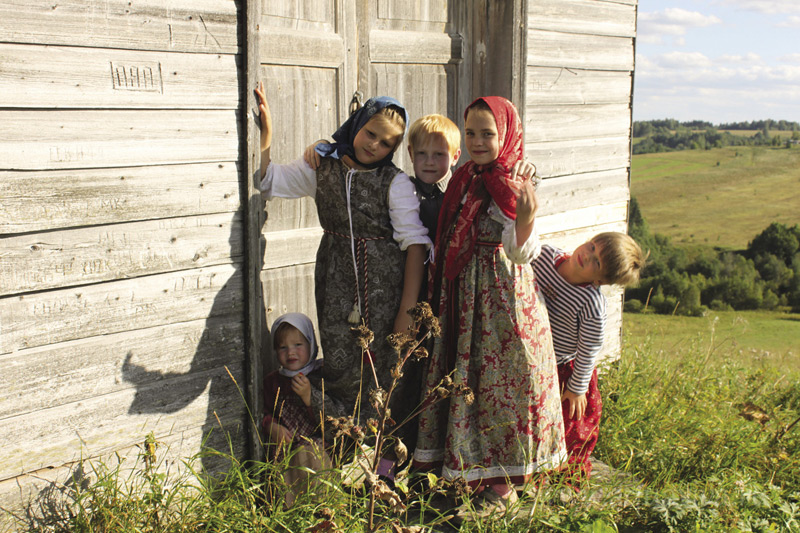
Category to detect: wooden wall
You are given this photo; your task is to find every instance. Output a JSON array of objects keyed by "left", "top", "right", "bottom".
[
  {"left": 526, "top": 0, "right": 638, "bottom": 361},
  {"left": 0, "top": 0, "right": 639, "bottom": 525},
  {"left": 0, "top": 0, "right": 249, "bottom": 525},
  {"left": 525, "top": 0, "right": 637, "bottom": 358}
]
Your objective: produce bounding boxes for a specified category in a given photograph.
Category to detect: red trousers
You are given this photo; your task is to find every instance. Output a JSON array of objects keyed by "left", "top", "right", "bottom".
[{"left": 557, "top": 361, "right": 602, "bottom": 481}]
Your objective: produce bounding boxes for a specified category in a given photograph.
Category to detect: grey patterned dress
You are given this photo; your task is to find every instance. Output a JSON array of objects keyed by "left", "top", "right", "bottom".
[{"left": 309, "top": 158, "right": 417, "bottom": 435}]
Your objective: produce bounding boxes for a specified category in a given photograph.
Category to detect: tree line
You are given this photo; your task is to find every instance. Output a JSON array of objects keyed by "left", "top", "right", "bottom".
[
  {"left": 633, "top": 119, "right": 800, "bottom": 155},
  {"left": 624, "top": 198, "right": 800, "bottom": 316}
]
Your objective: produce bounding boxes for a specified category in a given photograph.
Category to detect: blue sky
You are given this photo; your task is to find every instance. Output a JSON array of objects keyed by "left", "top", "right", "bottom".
[{"left": 634, "top": 0, "right": 800, "bottom": 124}]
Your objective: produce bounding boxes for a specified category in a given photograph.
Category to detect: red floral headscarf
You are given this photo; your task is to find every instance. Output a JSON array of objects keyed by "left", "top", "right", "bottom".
[{"left": 435, "top": 96, "right": 524, "bottom": 281}]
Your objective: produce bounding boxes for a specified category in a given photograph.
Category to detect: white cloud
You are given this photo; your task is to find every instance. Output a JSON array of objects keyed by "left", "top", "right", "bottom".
[
  {"left": 719, "top": 0, "right": 800, "bottom": 15},
  {"left": 781, "top": 53, "right": 800, "bottom": 64},
  {"left": 775, "top": 15, "right": 800, "bottom": 27},
  {"left": 658, "top": 51, "right": 714, "bottom": 68},
  {"left": 719, "top": 52, "right": 761, "bottom": 63},
  {"left": 639, "top": 8, "right": 722, "bottom": 38}
]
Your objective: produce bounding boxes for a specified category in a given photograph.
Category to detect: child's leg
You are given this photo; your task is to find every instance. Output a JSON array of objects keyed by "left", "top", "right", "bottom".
[{"left": 557, "top": 364, "right": 603, "bottom": 482}]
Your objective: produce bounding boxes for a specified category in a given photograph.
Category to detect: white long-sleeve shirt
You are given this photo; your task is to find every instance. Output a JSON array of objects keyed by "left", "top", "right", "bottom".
[{"left": 260, "top": 158, "right": 432, "bottom": 251}]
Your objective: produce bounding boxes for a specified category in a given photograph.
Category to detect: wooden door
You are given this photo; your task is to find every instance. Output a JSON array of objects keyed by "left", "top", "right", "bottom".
[{"left": 255, "top": 0, "right": 459, "bottom": 419}]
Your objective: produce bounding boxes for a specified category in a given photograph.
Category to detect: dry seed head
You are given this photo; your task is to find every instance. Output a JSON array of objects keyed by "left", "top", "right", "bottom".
[
  {"left": 394, "top": 439, "right": 408, "bottom": 464},
  {"left": 391, "top": 363, "right": 404, "bottom": 379},
  {"left": 351, "top": 324, "right": 374, "bottom": 349},
  {"left": 413, "top": 347, "right": 429, "bottom": 360},
  {"left": 369, "top": 387, "right": 387, "bottom": 411}
]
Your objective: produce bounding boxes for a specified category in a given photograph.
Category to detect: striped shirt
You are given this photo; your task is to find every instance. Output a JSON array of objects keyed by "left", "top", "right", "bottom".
[{"left": 534, "top": 244, "right": 607, "bottom": 395}]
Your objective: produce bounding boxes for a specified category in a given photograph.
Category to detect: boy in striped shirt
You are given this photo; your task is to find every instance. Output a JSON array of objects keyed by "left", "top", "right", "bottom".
[{"left": 534, "top": 232, "right": 646, "bottom": 483}]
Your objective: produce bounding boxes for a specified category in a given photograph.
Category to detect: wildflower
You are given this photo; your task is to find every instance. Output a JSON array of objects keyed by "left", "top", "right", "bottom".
[
  {"left": 308, "top": 508, "right": 341, "bottom": 532},
  {"left": 391, "top": 363, "right": 404, "bottom": 379},
  {"left": 370, "top": 387, "right": 387, "bottom": 412},
  {"left": 448, "top": 477, "right": 471, "bottom": 498},
  {"left": 351, "top": 324, "right": 374, "bottom": 350},
  {"left": 408, "top": 301, "right": 441, "bottom": 337},
  {"left": 373, "top": 479, "right": 406, "bottom": 514},
  {"left": 394, "top": 439, "right": 408, "bottom": 464},
  {"left": 412, "top": 346, "right": 428, "bottom": 360},
  {"left": 326, "top": 416, "right": 355, "bottom": 439},
  {"left": 455, "top": 384, "right": 475, "bottom": 405},
  {"left": 367, "top": 418, "right": 379, "bottom": 433}
]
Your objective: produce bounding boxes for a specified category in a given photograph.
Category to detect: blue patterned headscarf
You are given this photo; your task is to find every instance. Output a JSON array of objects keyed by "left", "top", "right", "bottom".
[{"left": 315, "top": 96, "right": 409, "bottom": 169}]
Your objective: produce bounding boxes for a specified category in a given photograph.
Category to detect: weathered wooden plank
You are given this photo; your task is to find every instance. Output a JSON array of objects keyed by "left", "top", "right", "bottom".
[
  {"left": 0, "top": 213, "right": 242, "bottom": 296},
  {"left": 0, "top": 369, "right": 246, "bottom": 481},
  {"left": 377, "top": 0, "right": 448, "bottom": 23},
  {"left": 526, "top": 67, "right": 632, "bottom": 106},
  {"left": 526, "top": 136, "right": 631, "bottom": 178},
  {"left": 372, "top": 62, "right": 451, "bottom": 173},
  {"left": 528, "top": 0, "right": 636, "bottom": 37},
  {"left": 0, "top": 264, "right": 242, "bottom": 354},
  {"left": 0, "top": 163, "right": 240, "bottom": 234},
  {"left": 0, "top": 317, "right": 243, "bottom": 419},
  {"left": 0, "top": 43, "right": 238, "bottom": 109},
  {"left": 0, "top": 110, "right": 239, "bottom": 171},
  {"left": 260, "top": 27, "right": 344, "bottom": 67},
  {"left": 370, "top": 30, "right": 453, "bottom": 64},
  {"left": 526, "top": 103, "right": 631, "bottom": 142},
  {"left": 537, "top": 201, "right": 629, "bottom": 237},
  {"left": 527, "top": 30, "right": 634, "bottom": 71},
  {"left": 0, "top": 423, "right": 244, "bottom": 528},
  {"left": 260, "top": 263, "right": 318, "bottom": 368},
  {"left": 263, "top": 0, "right": 335, "bottom": 26},
  {"left": 0, "top": 0, "right": 238, "bottom": 54},
  {"left": 263, "top": 227, "right": 323, "bottom": 269},
  {"left": 537, "top": 169, "right": 629, "bottom": 217}
]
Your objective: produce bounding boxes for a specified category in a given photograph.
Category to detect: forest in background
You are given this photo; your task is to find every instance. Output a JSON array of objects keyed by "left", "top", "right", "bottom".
[{"left": 633, "top": 119, "right": 800, "bottom": 154}]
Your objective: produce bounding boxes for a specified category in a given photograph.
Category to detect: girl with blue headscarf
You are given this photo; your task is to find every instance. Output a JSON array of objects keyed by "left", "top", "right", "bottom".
[{"left": 255, "top": 84, "right": 431, "bottom": 455}]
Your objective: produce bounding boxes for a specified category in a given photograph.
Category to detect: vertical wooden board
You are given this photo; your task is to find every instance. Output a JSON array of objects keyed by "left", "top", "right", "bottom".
[
  {"left": 0, "top": 213, "right": 242, "bottom": 296},
  {"left": 0, "top": 264, "right": 242, "bottom": 354},
  {"left": 0, "top": 44, "right": 239, "bottom": 109},
  {"left": 0, "top": 0, "right": 239, "bottom": 53},
  {"left": 526, "top": 136, "right": 631, "bottom": 178},
  {"left": 527, "top": 30, "right": 634, "bottom": 71},
  {"left": 372, "top": 63, "right": 451, "bottom": 173},
  {"left": 259, "top": 65, "right": 339, "bottom": 232},
  {"left": 260, "top": 264, "right": 318, "bottom": 370},
  {"left": 527, "top": 67, "right": 633, "bottom": 105},
  {"left": 263, "top": 0, "right": 335, "bottom": 26},
  {"left": 527, "top": 0, "right": 636, "bottom": 37},
  {"left": 0, "top": 365, "right": 246, "bottom": 480},
  {"left": 0, "top": 318, "right": 243, "bottom": 419},
  {"left": 525, "top": 104, "right": 631, "bottom": 142},
  {"left": 377, "top": 0, "right": 448, "bottom": 22},
  {"left": 0, "top": 163, "right": 240, "bottom": 234},
  {"left": 0, "top": 110, "right": 239, "bottom": 171}
]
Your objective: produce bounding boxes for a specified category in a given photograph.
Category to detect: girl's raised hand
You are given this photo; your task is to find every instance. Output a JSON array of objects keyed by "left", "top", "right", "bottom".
[
  {"left": 515, "top": 178, "right": 538, "bottom": 226},
  {"left": 254, "top": 82, "right": 273, "bottom": 151},
  {"left": 303, "top": 139, "right": 330, "bottom": 170}
]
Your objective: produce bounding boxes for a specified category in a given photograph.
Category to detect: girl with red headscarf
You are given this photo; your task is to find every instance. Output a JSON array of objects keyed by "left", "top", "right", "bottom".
[{"left": 413, "top": 97, "right": 567, "bottom": 514}]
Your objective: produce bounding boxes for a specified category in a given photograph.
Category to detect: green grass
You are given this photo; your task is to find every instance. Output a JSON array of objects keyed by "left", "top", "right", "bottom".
[
  {"left": 7, "top": 310, "right": 800, "bottom": 532},
  {"left": 631, "top": 146, "right": 800, "bottom": 249}
]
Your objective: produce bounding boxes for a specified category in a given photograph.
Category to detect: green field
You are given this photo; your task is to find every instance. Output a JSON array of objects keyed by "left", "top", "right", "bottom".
[
  {"left": 623, "top": 309, "right": 800, "bottom": 362},
  {"left": 631, "top": 146, "right": 800, "bottom": 249}
]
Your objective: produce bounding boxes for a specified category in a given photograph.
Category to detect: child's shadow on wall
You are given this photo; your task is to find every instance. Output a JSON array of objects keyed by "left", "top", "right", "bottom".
[{"left": 120, "top": 201, "right": 264, "bottom": 473}]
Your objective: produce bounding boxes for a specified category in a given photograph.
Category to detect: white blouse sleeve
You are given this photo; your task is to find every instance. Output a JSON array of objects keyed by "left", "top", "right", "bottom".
[
  {"left": 388, "top": 172, "right": 434, "bottom": 251},
  {"left": 259, "top": 158, "right": 317, "bottom": 200},
  {"left": 488, "top": 201, "right": 541, "bottom": 264}
]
